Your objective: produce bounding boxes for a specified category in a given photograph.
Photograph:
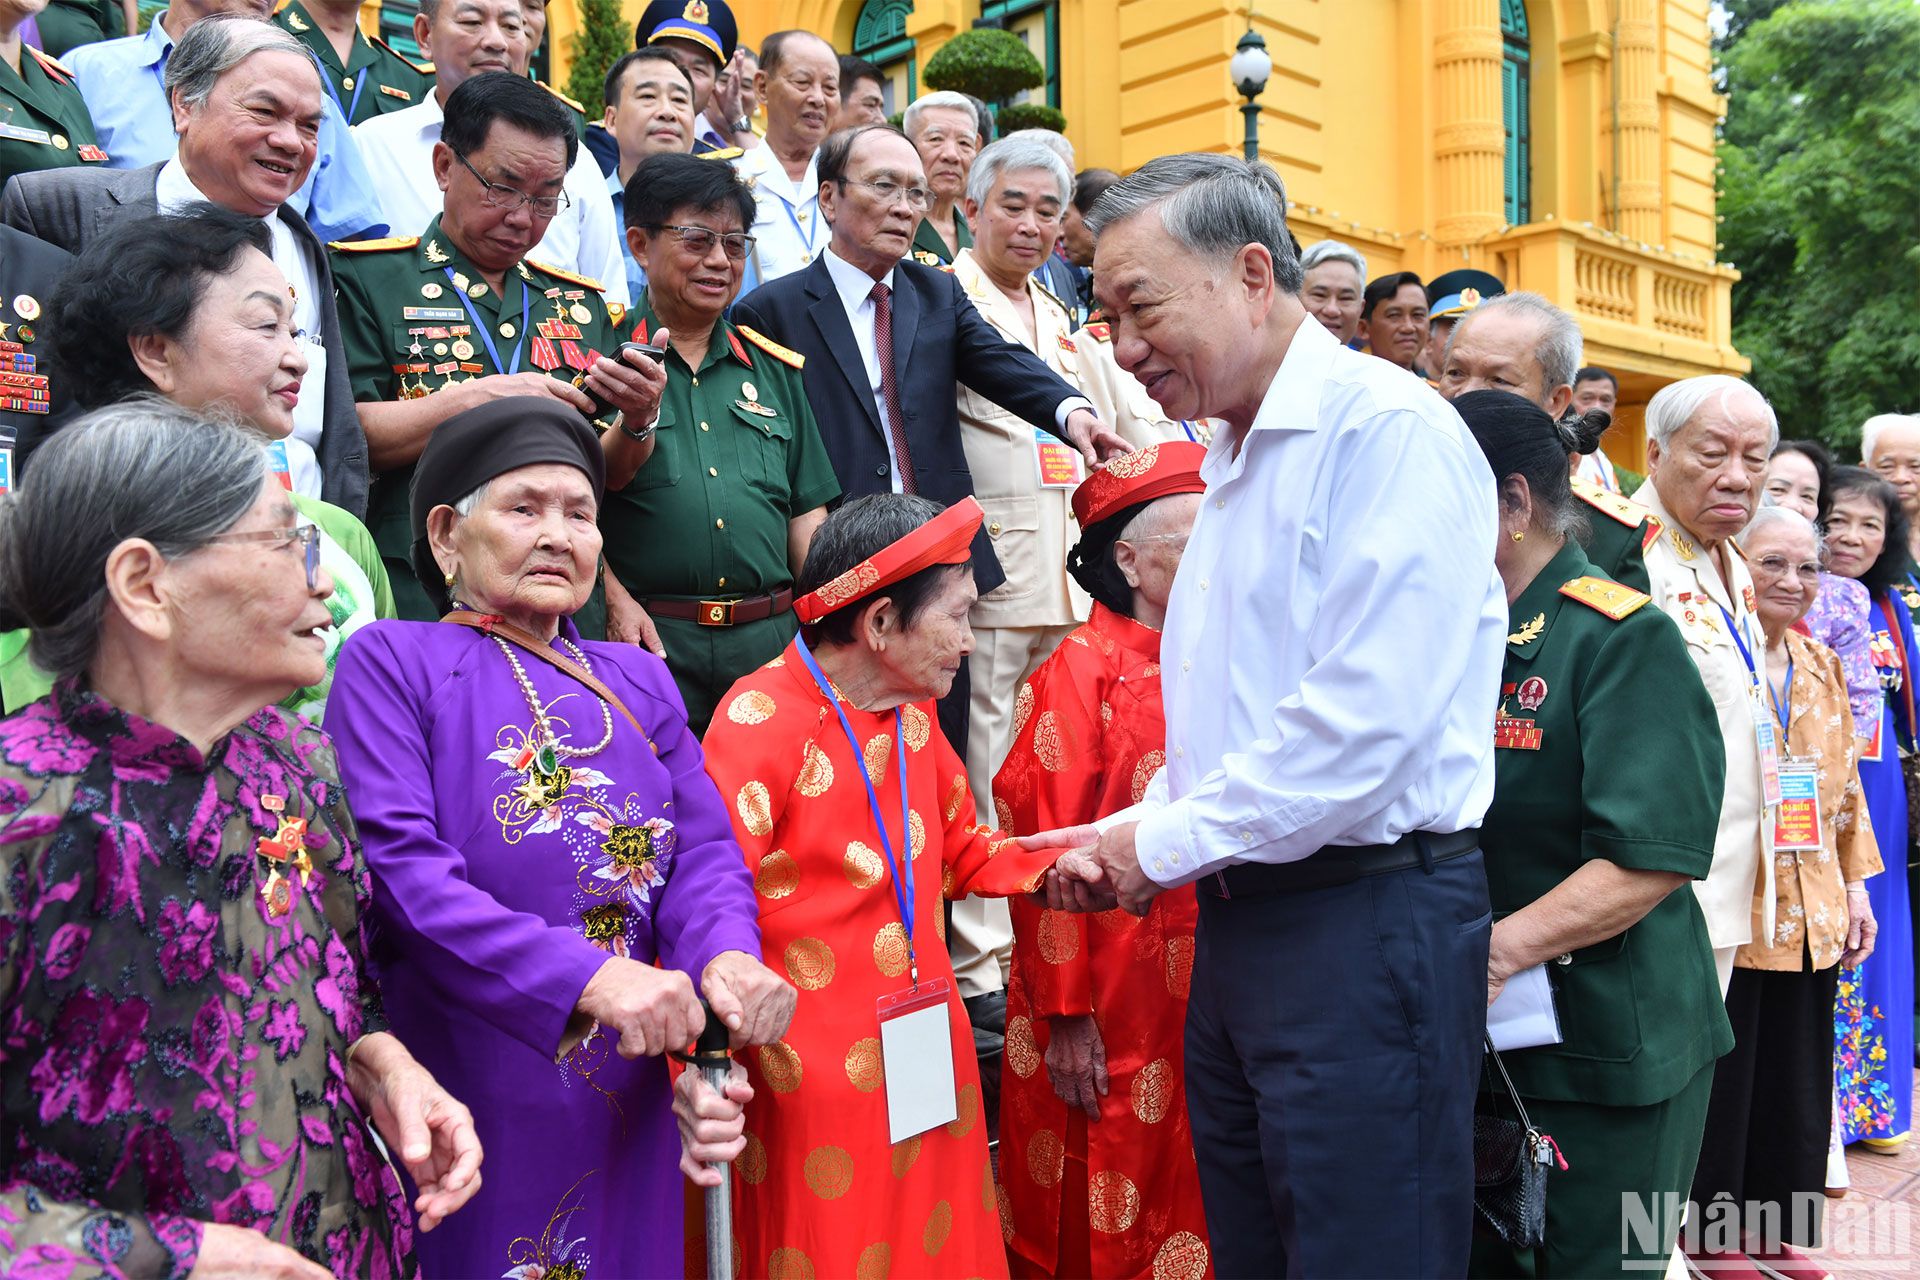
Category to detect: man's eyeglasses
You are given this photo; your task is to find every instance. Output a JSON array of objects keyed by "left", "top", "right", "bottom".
[
  {"left": 206, "top": 523, "right": 323, "bottom": 591},
  {"left": 453, "top": 152, "right": 571, "bottom": 218},
  {"left": 838, "top": 177, "right": 934, "bottom": 212},
  {"left": 1751, "top": 554, "right": 1822, "bottom": 583},
  {"left": 649, "top": 224, "right": 756, "bottom": 261}
]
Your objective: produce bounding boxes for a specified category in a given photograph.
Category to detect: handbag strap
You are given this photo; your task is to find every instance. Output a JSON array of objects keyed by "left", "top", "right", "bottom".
[
  {"left": 442, "top": 609, "right": 643, "bottom": 734},
  {"left": 1483, "top": 1035, "right": 1535, "bottom": 1132}
]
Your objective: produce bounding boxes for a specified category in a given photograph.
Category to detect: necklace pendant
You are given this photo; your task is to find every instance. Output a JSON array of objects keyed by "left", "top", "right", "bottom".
[{"left": 537, "top": 743, "right": 559, "bottom": 774}]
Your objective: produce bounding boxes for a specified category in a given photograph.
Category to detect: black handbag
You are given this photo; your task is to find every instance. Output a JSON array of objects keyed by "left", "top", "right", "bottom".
[{"left": 1472, "top": 1038, "right": 1565, "bottom": 1249}]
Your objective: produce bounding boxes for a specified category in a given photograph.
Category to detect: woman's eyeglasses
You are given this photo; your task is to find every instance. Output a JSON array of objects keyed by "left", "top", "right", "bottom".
[
  {"left": 1751, "top": 554, "right": 1822, "bottom": 583},
  {"left": 205, "top": 523, "right": 323, "bottom": 590}
]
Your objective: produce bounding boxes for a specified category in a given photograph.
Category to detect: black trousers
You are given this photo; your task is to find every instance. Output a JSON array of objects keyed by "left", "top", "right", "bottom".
[
  {"left": 1183, "top": 848, "right": 1492, "bottom": 1279},
  {"left": 1688, "top": 962, "right": 1839, "bottom": 1249}
]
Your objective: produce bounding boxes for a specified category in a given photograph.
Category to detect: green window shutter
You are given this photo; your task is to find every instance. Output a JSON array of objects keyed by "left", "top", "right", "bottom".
[{"left": 1501, "top": 0, "right": 1532, "bottom": 225}]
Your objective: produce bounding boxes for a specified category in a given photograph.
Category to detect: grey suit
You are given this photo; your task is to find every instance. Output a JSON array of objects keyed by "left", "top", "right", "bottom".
[{"left": 1, "top": 163, "right": 369, "bottom": 518}]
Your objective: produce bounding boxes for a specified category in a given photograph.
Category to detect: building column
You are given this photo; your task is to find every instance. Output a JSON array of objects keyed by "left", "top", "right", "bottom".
[
  {"left": 1432, "top": 0, "right": 1505, "bottom": 245},
  {"left": 1613, "top": 0, "right": 1662, "bottom": 242}
]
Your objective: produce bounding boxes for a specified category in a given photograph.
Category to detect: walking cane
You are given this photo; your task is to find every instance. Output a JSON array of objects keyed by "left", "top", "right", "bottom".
[{"left": 692, "top": 1003, "right": 734, "bottom": 1280}]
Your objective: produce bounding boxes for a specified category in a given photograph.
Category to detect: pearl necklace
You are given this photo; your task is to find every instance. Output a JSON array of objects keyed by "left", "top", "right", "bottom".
[{"left": 492, "top": 633, "right": 616, "bottom": 766}]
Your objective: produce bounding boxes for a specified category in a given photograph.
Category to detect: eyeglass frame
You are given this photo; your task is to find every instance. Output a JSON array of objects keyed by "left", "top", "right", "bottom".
[
  {"left": 1749, "top": 553, "right": 1824, "bottom": 584},
  {"left": 835, "top": 177, "right": 936, "bottom": 212},
  {"left": 451, "top": 150, "right": 573, "bottom": 218},
  {"left": 203, "top": 523, "right": 323, "bottom": 591},
  {"left": 644, "top": 223, "right": 757, "bottom": 261}
]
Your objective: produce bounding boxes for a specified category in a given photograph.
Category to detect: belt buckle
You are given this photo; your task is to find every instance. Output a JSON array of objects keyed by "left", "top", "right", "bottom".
[{"left": 699, "top": 599, "right": 735, "bottom": 627}]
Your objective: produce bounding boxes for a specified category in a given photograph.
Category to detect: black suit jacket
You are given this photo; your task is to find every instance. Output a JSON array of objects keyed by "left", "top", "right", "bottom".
[
  {"left": 1, "top": 163, "right": 371, "bottom": 518},
  {"left": 732, "top": 253, "right": 1085, "bottom": 593}
]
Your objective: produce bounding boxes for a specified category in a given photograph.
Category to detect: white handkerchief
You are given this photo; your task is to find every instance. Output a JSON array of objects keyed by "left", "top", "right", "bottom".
[{"left": 1487, "top": 963, "right": 1563, "bottom": 1051}]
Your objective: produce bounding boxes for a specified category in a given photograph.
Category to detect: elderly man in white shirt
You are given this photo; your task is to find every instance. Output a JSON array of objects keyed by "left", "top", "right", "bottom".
[
  {"left": 1039, "top": 154, "right": 1504, "bottom": 1279},
  {"left": 731, "top": 29, "right": 838, "bottom": 292},
  {"left": 351, "top": 0, "right": 627, "bottom": 306}
]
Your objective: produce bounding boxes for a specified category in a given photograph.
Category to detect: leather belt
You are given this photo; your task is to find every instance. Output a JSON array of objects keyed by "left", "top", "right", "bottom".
[
  {"left": 1205, "top": 829, "right": 1480, "bottom": 898},
  {"left": 641, "top": 588, "right": 794, "bottom": 627}
]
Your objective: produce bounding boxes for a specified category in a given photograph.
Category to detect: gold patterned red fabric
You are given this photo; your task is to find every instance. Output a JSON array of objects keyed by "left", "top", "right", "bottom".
[
  {"left": 1070, "top": 441, "right": 1209, "bottom": 527},
  {"left": 699, "top": 639, "right": 1061, "bottom": 1278},
  {"left": 993, "top": 604, "right": 1213, "bottom": 1280},
  {"left": 793, "top": 496, "right": 986, "bottom": 622}
]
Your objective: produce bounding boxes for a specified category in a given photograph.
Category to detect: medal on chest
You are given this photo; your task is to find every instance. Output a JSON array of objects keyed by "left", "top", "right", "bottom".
[
  {"left": 1494, "top": 677, "right": 1547, "bottom": 750},
  {"left": 256, "top": 793, "right": 314, "bottom": 917}
]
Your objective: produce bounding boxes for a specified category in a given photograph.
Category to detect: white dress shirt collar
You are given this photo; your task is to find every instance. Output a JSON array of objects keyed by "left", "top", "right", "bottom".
[{"left": 822, "top": 244, "right": 895, "bottom": 311}]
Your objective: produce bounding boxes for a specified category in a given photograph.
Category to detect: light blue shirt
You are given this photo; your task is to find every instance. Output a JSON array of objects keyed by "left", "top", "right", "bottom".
[
  {"left": 68, "top": 12, "right": 386, "bottom": 242},
  {"left": 606, "top": 167, "right": 645, "bottom": 303}
]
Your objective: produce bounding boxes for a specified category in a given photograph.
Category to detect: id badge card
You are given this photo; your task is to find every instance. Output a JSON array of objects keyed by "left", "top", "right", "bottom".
[
  {"left": 1754, "top": 690, "right": 1783, "bottom": 807},
  {"left": 877, "top": 978, "right": 958, "bottom": 1144},
  {"left": 1861, "top": 713, "right": 1885, "bottom": 763},
  {"left": 1033, "top": 428, "right": 1083, "bottom": 489},
  {"left": 1772, "top": 760, "right": 1824, "bottom": 851}
]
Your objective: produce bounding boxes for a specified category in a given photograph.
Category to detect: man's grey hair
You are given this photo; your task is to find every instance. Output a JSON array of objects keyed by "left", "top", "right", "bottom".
[
  {"left": 903, "top": 91, "right": 977, "bottom": 142},
  {"left": 965, "top": 136, "right": 1071, "bottom": 210},
  {"left": 165, "top": 13, "right": 315, "bottom": 112},
  {"left": 1300, "top": 238, "right": 1367, "bottom": 282},
  {"left": 999, "top": 127, "right": 1073, "bottom": 169},
  {"left": 1859, "top": 413, "right": 1919, "bottom": 464},
  {"left": 1645, "top": 374, "right": 1780, "bottom": 451},
  {"left": 0, "top": 398, "right": 268, "bottom": 682},
  {"left": 1085, "top": 153, "right": 1304, "bottom": 293},
  {"left": 1455, "top": 291, "right": 1583, "bottom": 395},
  {"left": 1740, "top": 501, "right": 1827, "bottom": 565}
]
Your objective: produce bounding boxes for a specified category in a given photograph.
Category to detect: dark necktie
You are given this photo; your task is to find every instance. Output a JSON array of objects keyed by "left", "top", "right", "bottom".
[{"left": 868, "top": 281, "right": 917, "bottom": 494}]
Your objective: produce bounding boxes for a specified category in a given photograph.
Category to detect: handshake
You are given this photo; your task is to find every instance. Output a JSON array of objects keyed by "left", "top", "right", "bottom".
[{"left": 1017, "top": 820, "right": 1162, "bottom": 916}]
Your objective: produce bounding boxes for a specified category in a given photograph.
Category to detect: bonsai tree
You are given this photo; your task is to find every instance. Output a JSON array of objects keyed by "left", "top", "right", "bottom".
[
  {"left": 924, "top": 27, "right": 1064, "bottom": 132},
  {"left": 565, "top": 0, "right": 627, "bottom": 119},
  {"left": 994, "top": 102, "right": 1066, "bottom": 134}
]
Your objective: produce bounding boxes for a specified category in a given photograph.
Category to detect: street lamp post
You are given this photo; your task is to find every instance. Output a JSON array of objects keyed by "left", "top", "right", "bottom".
[{"left": 1231, "top": 27, "right": 1271, "bottom": 163}]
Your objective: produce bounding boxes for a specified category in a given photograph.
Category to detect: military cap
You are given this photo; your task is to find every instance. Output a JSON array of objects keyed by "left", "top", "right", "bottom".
[
  {"left": 636, "top": 0, "right": 737, "bottom": 69},
  {"left": 1426, "top": 268, "right": 1506, "bottom": 321}
]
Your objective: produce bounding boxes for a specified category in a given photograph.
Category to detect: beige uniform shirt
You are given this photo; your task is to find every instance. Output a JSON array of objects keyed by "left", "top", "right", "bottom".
[{"left": 1637, "top": 486, "right": 1773, "bottom": 949}]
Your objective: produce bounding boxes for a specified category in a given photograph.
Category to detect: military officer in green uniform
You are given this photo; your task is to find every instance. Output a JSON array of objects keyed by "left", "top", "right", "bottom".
[
  {"left": 330, "top": 73, "right": 663, "bottom": 634},
  {"left": 34, "top": 0, "right": 127, "bottom": 58},
  {"left": 1572, "top": 474, "right": 1657, "bottom": 593},
  {"left": 604, "top": 151, "right": 839, "bottom": 732},
  {"left": 0, "top": 21, "right": 106, "bottom": 189},
  {"left": 1448, "top": 392, "right": 1733, "bottom": 1278},
  {"left": 275, "top": 0, "right": 433, "bottom": 126}
]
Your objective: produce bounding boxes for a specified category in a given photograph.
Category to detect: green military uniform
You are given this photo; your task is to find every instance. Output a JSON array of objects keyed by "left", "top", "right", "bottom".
[
  {"left": 603, "top": 294, "right": 840, "bottom": 733},
  {"left": 329, "top": 216, "right": 626, "bottom": 634},
  {"left": 910, "top": 209, "right": 970, "bottom": 266},
  {"left": 34, "top": 0, "right": 125, "bottom": 58},
  {"left": 1470, "top": 538, "right": 1734, "bottom": 1279},
  {"left": 274, "top": 0, "right": 433, "bottom": 126},
  {"left": 0, "top": 45, "right": 106, "bottom": 190},
  {"left": 1572, "top": 475, "right": 1656, "bottom": 594}
]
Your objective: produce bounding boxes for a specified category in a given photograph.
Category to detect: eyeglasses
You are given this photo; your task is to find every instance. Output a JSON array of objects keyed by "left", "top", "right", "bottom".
[
  {"left": 838, "top": 177, "right": 934, "bottom": 211},
  {"left": 1751, "top": 554, "right": 1822, "bottom": 583},
  {"left": 649, "top": 223, "right": 756, "bottom": 261},
  {"left": 453, "top": 152, "right": 571, "bottom": 218},
  {"left": 205, "top": 523, "right": 323, "bottom": 591}
]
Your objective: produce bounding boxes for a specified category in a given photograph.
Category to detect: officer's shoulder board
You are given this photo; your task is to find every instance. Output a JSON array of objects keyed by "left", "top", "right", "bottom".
[
  {"left": 327, "top": 234, "right": 420, "bottom": 252},
  {"left": 525, "top": 260, "right": 606, "bottom": 293},
  {"left": 539, "top": 81, "right": 586, "bottom": 116},
  {"left": 1569, "top": 476, "right": 1651, "bottom": 530},
  {"left": 1032, "top": 277, "right": 1069, "bottom": 316},
  {"left": 1558, "top": 575, "right": 1650, "bottom": 621},
  {"left": 375, "top": 36, "right": 434, "bottom": 77},
  {"left": 27, "top": 46, "right": 75, "bottom": 83},
  {"left": 698, "top": 146, "right": 744, "bottom": 161},
  {"left": 1081, "top": 322, "right": 1111, "bottom": 342},
  {"left": 736, "top": 325, "right": 805, "bottom": 369}
]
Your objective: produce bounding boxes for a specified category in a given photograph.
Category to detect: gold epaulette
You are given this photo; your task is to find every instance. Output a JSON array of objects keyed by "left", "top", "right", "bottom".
[
  {"left": 736, "top": 325, "right": 805, "bottom": 369},
  {"left": 1558, "top": 575, "right": 1650, "bottom": 621},
  {"left": 607, "top": 301, "right": 626, "bottom": 329},
  {"left": 328, "top": 234, "right": 420, "bottom": 252},
  {"left": 525, "top": 260, "right": 606, "bottom": 292},
  {"left": 1081, "top": 322, "right": 1111, "bottom": 342},
  {"left": 698, "top": 146, "right": 744, "bottom": 161},
  {"left": 538, "top": 80, "right": 585, "bottom": 115},
  {"left": 1570, "top": 476, "right": 1651, "bottom": 529},
  {"left": 374, "top": 35, "right": 434, "bottom": 76},
  {"left": 1032, "top": 277, "right": 1069, "bottom": 317}
]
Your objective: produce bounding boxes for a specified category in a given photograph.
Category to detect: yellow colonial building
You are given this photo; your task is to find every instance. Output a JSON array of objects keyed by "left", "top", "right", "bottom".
[{"left": 531, "top": 0, "right": 1746, "bottom": 463}]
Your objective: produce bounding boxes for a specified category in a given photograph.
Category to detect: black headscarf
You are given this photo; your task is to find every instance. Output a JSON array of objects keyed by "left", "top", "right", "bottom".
[
  {"left": 1068, "top": 500, "right": 1154, "bottom": 617},
  {"left": 409, "top": 397, "right": 606, "bottom": 615}
]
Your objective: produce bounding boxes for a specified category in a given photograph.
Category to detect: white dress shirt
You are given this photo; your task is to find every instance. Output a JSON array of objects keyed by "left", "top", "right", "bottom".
[
  {"left": 350, "top": 97, "right": 629, "bottom": 307},
  {"left": 155, "top": 162, "right": 328, "bottom": 500},
  {"left": 736, "top": 142, "right": 822, "bottom": 293},
  {"left": 1130, "top": 318, "right": 1507, "bottom": 887}
]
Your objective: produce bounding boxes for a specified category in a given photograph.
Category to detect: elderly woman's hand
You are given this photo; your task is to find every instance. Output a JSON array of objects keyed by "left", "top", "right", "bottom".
[
  {"left": 345, "top": 1032, "right": 484, "bottom": 1231},
  {"left": 673, "top": 1060, "right": 754, "bottom": 1188},
  {"left": 1045, "top": 1014, "right": 1109, "bottom": 1120},
  {"left": 702, "top": 949, "right": 797, "bottom": 1048},
  {"left": 582, "top": 341, "right": 669, "bottom": 428},
  {"left": 189, "top": 1224, "right": 333, "bottom": 1278},
  {"left": 578, "top": 955, "right": 707, "bottom": 1058},
  {"left": 1841, "top": 881, "right": 1878, "bottom": 968}
]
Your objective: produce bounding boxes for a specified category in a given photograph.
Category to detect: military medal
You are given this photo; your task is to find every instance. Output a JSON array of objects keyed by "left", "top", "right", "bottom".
[
  {"left": 570, "top": 303, "right": 592, "bottom": 324},
  {"left": 530, "top": 333, "right": 560, "bottom": 369},
  {"left": 11, "top": 295, "right": 37, "bottom": 321},
  {"left": 421, "top": 282, "right": 444, "bottom": 299},
  {"left": 468, "top": 281, "right": 489, "bottom": 299},
  {"left": 452, "top": 338, "right": 475, "bottom": 360},
  {"left": 741, "top": 381, "right": 758, "bottom": 402},
  {"left": 1515, "top": 676, "right": 1548, "bottom": 712},
  {"left": 1493, "top": 715, "right": 1542, "bottom": 750},
  {"left": 559, "top": 340, "right": 594, "bottom": 372},
  {"left": 451, "top": 271, "right": 470, "bottom": 291}
]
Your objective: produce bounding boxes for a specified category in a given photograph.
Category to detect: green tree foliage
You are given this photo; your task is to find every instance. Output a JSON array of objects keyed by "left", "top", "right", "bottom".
[
  {"left": 1718, "top": 0, "right": 1920, "bottom": 447},
  {"left": 565, "top": 0, "right": 627, "bottom": 120},
  {"left": 923, "top": 28, "right": 1043, "bottom": 103},
  {"left": 993, "top": 102, "right": 1066, "bottom": 134}
]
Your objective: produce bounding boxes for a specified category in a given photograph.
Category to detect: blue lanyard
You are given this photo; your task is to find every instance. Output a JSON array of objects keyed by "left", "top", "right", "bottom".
[
  {"left": 768, "top": 185, "right": 818, "bottom": 255},
  {"left": 793, "top": 636, "right": 918, "bottom": 985},
  {"left": 1768, "top": 657, "right": 1794, "bottom": 733},
  {"left": 1717, "top": 603, "right": 1760, "bottom": 687},
  {"left": 1178, "top": 420, "right": 1199, "bottom": 442},
  {"left": 307, "top": 49, "right": 364, "bottom": 124},
  {"left": 446, "top": 268, "right": 528, "bottom": 375}
]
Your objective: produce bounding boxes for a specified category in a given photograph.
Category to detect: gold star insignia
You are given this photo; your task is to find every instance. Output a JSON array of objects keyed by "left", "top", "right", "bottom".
[{"left": 1507, "top": 612, "right": 1546, "bottom": 646}]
